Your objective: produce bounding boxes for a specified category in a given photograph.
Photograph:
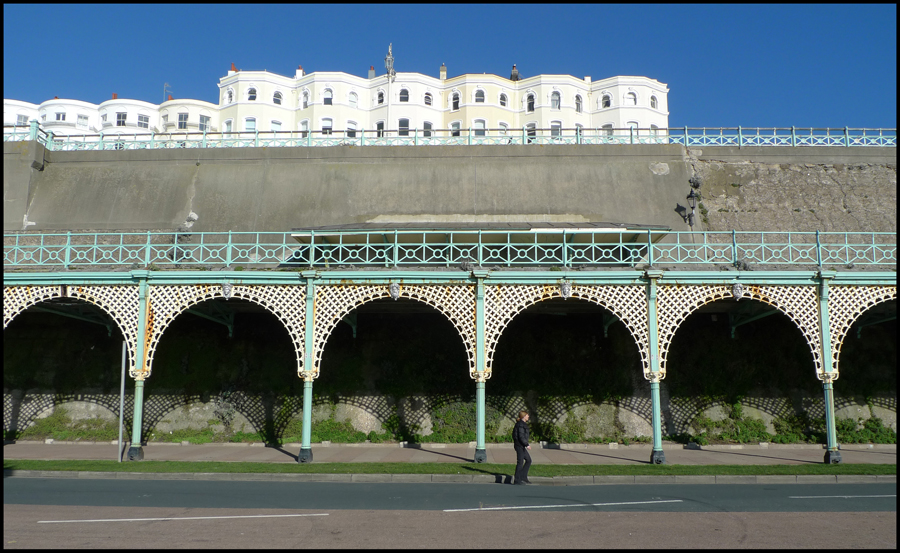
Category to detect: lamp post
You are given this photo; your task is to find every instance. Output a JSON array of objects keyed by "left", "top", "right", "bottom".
[{"left": 384, "top": 44, "right": 395, "bottom": 139}]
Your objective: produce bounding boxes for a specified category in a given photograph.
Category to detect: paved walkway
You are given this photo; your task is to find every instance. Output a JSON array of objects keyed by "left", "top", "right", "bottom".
[{"left": 4, "top": 440, "right": 896, "bottom": 466}]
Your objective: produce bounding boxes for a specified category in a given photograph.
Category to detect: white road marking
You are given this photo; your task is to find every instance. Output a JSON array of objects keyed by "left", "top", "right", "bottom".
[
  {"left": 38, "top": 513, "right": 329, "bottom": 524},
  {"left": 444, "top": 499, "right": 683, "bottom": 512},
  {"left": 789, "top": 495, "right": 896, "bottom": 499}
]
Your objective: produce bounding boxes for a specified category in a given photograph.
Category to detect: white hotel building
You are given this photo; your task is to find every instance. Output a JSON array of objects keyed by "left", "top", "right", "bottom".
[{"left": 4, "top": 62, "right": 669, "bottom": 139}]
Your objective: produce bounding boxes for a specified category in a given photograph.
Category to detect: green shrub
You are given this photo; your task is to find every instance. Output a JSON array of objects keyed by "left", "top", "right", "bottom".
[
  {"left": 16, "top": 407, "right": 122, "bottom": 442},
  {"left": 310, "top": 419, "right": 367, "bottom": 443}
]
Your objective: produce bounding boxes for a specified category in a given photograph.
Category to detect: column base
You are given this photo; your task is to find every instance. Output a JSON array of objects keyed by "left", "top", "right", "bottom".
[
  {"left": 650, "top": 450, "right": 666, "bottom": 465},
  {"left": 824, "top": 450, "right": 842, "bottom": 464},
  {"left": 297, "top": 448, "right": 314, "bottom": 463},
  {"left": 474, "top": 448, "right": 487, "bottom": 463},
  {"left": 126, "top": 445, "right": 144, "bottom": 461}
]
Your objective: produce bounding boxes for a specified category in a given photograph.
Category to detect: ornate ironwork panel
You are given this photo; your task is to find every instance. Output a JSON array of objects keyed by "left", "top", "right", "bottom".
[
  {"left": 312, "top": 284, "right": 476, "bottom": 379},
  {"left": 827, "top": 285, "right": 896, "bottom": 378},
  {"left": 145, "top": 285, "right": 306, "bottom": 379},
  {"left": 483, "top": 284, "right": 649, "bottom": 379},
  {"left": 656, "top": 285, "right": 822, "bottom": 379},
  {"left": 4, "top": 284, "right": 141, "bottom": 378}
]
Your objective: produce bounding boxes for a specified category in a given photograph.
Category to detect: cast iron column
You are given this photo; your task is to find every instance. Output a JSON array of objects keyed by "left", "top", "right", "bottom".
[
  {"left": 298, "top": 272, "right": 317, "bottom": 463},
  {"left": 819, "top": 271, "right": 842, "bottom": 464},
  {"left": 646, "top": 270, "right": 666, "bottom": 464},
  {"left": 127, "top": 271, "right": 150, "bottom": 461},
  {"left": 473, "top": 272, "right": 488, "bottom": 462}
]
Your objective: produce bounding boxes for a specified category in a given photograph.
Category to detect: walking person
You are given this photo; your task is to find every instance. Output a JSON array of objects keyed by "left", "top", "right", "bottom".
[{"left": 512, "top": 410, "right": 532, "bottom": 485}]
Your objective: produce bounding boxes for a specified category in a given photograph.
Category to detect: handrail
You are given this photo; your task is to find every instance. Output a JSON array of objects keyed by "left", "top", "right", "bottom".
[
  {"left": 3, "top": 230, "right": 896, "bottom": 270},
  {"left": 3, "top": 125, "right": 896, "bottom": 149}
]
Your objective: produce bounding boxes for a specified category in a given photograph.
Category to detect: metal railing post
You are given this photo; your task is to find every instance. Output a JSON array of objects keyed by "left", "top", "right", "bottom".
[
  {"left": 307, "top": 130, "right": 311, "bottom": 147},
  {"left": 844, "top": 126, "right": 850, "bottom": 147},
  {"left": 414, "top": 127, "right": 418, "bottom": 146},
  {"left": 29, "top": 119, "right": 38, "bottom": 141},
  {"left": 226, "top": 230, "right": 233, "bottom": 266},
  {"left": 202, "top": 128, "right": 207, "bottom": 148},
  {"left": 63, "top": 231, "right": 72, "bottom": 269},
  {"left": 468, "top": 128, "right": 472, "bottom": 146},
  {"left": 99, "top": 132, "right": 105, "bottom": 150},
  {"left": 683, "top": 126, "right": 689, "bottom": 146},
  {"left": 150, "top": 132, "right": 155, "bottom": 149},
  {"left": 791, "top": 126, "right": 796, "bottom": 147},
  {"left": 738, "top": 126, "right": 742, "bottom": 149},
  {"left": 144, "top": 231, "right": 152, "bottom": 266},
  {"left": 361, "top": 129, "right": 365, "bottom": 147},
  {"left": 393, "top": 229, "right": 399, "bottom": 267},
  {"left": 630, "top": 126, "right": 634, "bottom": 144},
  {"left": 255, "top": 129, "right": 259, "bottom": 148},
  {"left": 816, "top": 229, "right": 822, "bottom": 269},
  {"left": 647, "top": 230, "right": 653, "bottom": 266},
  {"left": 732, "top": 229, "right": 738, "bottom": 266}
]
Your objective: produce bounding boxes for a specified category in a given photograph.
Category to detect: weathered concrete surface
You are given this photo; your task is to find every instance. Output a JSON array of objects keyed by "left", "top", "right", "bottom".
[
  {"left": 5, "top": 144, "right": 694, "bottom": 232},
  {"left": 689, "top": 146, "right": 896, "bottom": 232},
  {"left": 5, "top": 142, "right": 893, "bottom": 233}
]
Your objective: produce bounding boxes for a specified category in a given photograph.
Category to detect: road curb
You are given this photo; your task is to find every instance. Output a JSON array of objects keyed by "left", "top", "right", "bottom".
[{"left": 3, "top": 469, "right": 894, "bottom": 484}]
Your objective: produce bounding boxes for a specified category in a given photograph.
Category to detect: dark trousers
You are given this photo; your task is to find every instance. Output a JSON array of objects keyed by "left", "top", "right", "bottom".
[{"left": 514, "top": 446, "right": 532, "bottom": 483}]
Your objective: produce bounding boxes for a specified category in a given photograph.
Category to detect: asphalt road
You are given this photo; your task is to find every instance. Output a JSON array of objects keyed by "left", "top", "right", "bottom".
[{"left": 4, "top": 478, "right": 896, "bottom": 548}]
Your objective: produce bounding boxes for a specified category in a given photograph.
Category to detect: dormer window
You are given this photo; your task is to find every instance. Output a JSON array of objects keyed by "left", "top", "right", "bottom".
[
  {"left": 323, "top": 89, "right": 333, "bottom": 105},
  {"left": 248, "top": 88, "right": 257, "bottom": 101},
  {"left": 399, "top": 88, "right": 409, "bottom": 102},
  {"left": 273, "top": 92, "right": 283, "bottom": 105},
  {"left": 475, "top": 90, "right": 485, "bottom": 103}
]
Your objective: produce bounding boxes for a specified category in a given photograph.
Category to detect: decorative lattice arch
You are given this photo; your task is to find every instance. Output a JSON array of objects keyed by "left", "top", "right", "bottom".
[
  {"left": 483, "top": 284, "right": 649, "bottom": 379},
  {"left": 145, "top": 285, "right": 306, "bottom": 379},
  {"left": 4, "top": 284, "right": 141, "bottom": 378},
  {"left": 827, "top": 285, "right": 896, "bottom": 378},
  {"left": 656, "top": 284, "right": 822, "bottom": 379},
  {"left": 312, "top": 284, "right": 476, "bottom": 379}
]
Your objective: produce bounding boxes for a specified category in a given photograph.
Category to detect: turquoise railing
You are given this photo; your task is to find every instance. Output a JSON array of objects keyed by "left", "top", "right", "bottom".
[
  {"left": 4, "top": 230, "right": 895, "bottom": 270},
  {"left": 4, "top": 124, "right": 896, "bottom": 150}
]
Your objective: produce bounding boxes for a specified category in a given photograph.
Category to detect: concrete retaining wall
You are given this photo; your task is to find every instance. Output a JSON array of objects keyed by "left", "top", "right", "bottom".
[{"left": 5, "top": 142, "right": 894, "bottom": 233}]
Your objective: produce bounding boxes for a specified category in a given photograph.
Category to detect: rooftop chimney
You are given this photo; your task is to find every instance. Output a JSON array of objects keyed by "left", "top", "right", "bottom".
[
  {"left": 228, "top": 62, "right": 237, "bottom": 76},
  {"left": 167, "top": 94, "right": 173, "bottom": 101},
  {"left": 510, "top": 64, "right": 519, "bottom": 81},
  {"left": 368, "top": 65, "right": 375, "bottom": 79},
  {"left": 584, "top": 76, "right": 591, "bottom": 83},
  {"left": 439, "top": 63, "right": 447, "bottom": 80},
  {"left": 295, "top": 64, "right": 305, "bottom": 78},
  {"left": 112, "top": 93, "right": 118, "bottom": 99},
  {"left": 54, "top": 96, "right": 58, "bottom": 99}
]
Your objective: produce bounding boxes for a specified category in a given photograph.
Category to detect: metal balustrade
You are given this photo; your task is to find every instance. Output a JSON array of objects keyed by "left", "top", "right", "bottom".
[
  {"left": 4, "top": 230, "right": 895, "bottom": 270},
  {"left": 4, "top": 123, "right": 896, "bottom": 150}
]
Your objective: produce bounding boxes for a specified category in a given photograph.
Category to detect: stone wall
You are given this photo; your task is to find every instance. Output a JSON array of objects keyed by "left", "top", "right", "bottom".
[{"left": 6, "top": 387, "right": 894, "bottom": 442}]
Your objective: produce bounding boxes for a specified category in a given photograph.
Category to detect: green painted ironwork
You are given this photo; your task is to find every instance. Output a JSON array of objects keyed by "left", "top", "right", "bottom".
[
  {"left": 4, "top": 230, "right": 896, "bottom": 270},
  {"left": 4, "top": 125, "right": 897, "bottom": 149}
]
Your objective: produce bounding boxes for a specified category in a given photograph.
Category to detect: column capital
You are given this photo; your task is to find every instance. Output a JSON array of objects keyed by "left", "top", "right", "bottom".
[{"left": 644, "top": 269, "right": 664, "bottom": 281}]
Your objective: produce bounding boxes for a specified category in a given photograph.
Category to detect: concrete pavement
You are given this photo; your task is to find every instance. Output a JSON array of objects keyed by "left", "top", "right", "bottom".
[{"left": 4, "top": 440, "right": 895, "bottom": 468}]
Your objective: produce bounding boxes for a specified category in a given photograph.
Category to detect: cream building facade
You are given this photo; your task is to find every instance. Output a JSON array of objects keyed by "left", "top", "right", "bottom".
[{"left": 5, "top": 63, "right": 669, "bottom": 138}]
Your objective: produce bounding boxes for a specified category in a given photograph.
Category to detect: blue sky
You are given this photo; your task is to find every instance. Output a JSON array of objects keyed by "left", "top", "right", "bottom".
[{"left": 4, "top": 4, "right": 896, "bottom": 128}]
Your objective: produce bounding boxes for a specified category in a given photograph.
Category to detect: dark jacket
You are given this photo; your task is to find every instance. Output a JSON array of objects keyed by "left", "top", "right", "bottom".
[{"left": 513, "top": 419, "right": 530, "bottom": 449}]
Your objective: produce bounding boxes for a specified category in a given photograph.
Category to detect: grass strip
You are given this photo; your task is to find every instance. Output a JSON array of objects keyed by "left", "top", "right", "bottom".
[{"left": 4, "top": 459, "right": 895, "bottom": 476}]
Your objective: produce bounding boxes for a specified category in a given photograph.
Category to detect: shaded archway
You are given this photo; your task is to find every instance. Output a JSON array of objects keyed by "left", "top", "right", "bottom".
[
  {"left": 4, "top": 296, "right": 129, "bottom": 440},
  {"left": 663, "top": 297, "right": 819, "bottom": 437},
  {"left": 316, "top": 297, "right": 472, "bottom": 441},
  {"left": 147, "top": 297, "right": 299, "bottom": 445},
  {"left": 490, "top": 297, "right": 648, "bottom": 442}
]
